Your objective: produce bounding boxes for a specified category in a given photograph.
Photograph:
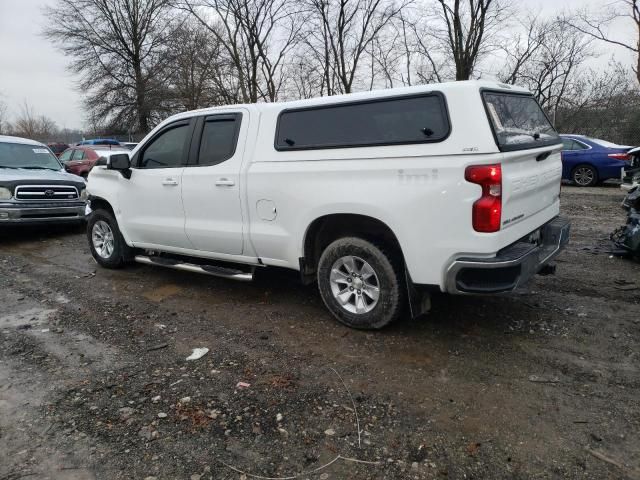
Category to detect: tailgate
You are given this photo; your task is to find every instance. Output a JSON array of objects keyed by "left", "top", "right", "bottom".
[{"left": 501, "top": 146, "right": 562, "bottom": 230}]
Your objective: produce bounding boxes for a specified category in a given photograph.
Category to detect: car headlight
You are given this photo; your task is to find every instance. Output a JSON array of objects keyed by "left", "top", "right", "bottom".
[
  {"left": 0, "top": 187, "right": 12, "bottom": 200},
  {"left": 80, "top": 189, "right": 89, "bottom": 201}
]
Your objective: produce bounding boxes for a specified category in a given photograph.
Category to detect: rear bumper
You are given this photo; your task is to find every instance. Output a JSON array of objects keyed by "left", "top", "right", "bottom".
[
  {"left": 0, "top": 202, "right": 86, "bottom": 224},
  {"left": 445, "top": 216, "right": 571, "bottom": 294}
]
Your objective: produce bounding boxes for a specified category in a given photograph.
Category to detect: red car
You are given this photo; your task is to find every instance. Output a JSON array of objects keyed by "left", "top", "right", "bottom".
[
  {"left": 47, "top": 142, "right": 70, "bottom": 158},
  {"left": 60, "top": 145, "right": 129, "bottom": 179}
]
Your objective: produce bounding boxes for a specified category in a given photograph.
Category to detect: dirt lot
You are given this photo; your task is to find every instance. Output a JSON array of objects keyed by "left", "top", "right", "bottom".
[{"left": 0, "top": 185, "right": 639, "bottom": 480}]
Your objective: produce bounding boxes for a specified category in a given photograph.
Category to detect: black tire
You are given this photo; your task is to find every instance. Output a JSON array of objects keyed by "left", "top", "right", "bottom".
[
  {"left": 572, "top": 164, "right": 598, "bottom": 187},
  {"left": 317, "top": 237, "right": 405, "bottom": 329},
  {"left": 86, "top": 209, "right": 133, "bottom": 268}
]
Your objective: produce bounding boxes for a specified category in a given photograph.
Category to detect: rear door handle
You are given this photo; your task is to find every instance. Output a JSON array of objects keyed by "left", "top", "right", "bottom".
[
  {"left": 162, "top": 178, "right": 178, "bottom": 186},
  {"left": 215, "top": 178, "right": 235, "bottom": 187}
]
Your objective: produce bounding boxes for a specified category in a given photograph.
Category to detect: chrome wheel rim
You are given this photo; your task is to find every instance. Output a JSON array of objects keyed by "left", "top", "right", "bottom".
[
  {"left": 92, "top": 220, "right": 115, "bottom": 259},
  {"left": 329, "top": 255, "right": 380, "bottom": 314},
  {"left": 574, "top": 167, "right": 594, "bottom": 186}
]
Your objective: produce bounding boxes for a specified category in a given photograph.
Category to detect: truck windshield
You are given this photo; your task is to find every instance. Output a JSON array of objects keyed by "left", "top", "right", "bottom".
[
  {"left": 483, "top": 91, "right": 560, "bottom": 151},
  {"left": 0, "top": 142, "right": 62, "bottom": 171}
]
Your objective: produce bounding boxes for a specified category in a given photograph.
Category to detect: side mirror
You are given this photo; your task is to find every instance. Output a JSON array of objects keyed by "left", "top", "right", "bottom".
[
  {"left": 107, "top": 153, "right": 130, "bottom": 170},
  {"left": 106, "top": 153, "right": 131, "bottom": 179}
]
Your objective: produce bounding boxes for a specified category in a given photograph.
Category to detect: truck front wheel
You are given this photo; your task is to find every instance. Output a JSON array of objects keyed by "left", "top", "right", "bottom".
[
  {"left": 317, "top": 237, "right": 405, "bottom": 329},
  {"left": 87, "top": 209, "right": 132, "bottom": 268}
]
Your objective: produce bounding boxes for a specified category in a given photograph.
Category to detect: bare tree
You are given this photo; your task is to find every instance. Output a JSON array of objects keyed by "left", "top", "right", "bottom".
[
  {"left": 178, "top": 0, "right": 302, "bottom": 103},
  {"left": 395, "top": 9, "right": 445, "bottom": 85},
  {"left": 431, "top": 0, "right": 510, "bottom": 81},
  {"left": 555, "top": 62, "right": 640, "bottom": 143},
  {"left": 12, "top": 101, "right": 59, "bottom": 142},
  {"left": 503, "top": 18, "right": 593, "bottom": 124},
  {"left": 165, "top": 19, "right": 234, "bottom": 110},
  {"left": 500, "top": 14, "right": 549, "bottom": 85},
  {"left": 567, "top": 0, "right": 640, "bottom": 84},
  {"left": 304, "top": 0, "right": 407, "bottom": 95},
  {"left": 44, "top": 0, "right": 175, "bottom": 134}
]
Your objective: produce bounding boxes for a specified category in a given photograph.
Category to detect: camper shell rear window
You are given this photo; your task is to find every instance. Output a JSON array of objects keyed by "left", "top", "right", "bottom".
[
  {"left": 482, "top": 90, "right": 561, "bottom": 152},
  {"left": 275, "top": 92, "right": 450, "bottom": 151}
]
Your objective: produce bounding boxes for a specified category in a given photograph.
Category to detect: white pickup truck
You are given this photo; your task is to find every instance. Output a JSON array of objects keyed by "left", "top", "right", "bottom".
[{"left": 86, "top": 80, "right": 570, "bottom": 329}]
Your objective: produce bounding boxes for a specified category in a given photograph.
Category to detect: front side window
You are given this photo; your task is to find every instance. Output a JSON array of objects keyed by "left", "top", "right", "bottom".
[
  {"left": 198, "top": 116, "right": 240, "bottom": 166},
  {"left": 59, "top": 150, "right": 73, "bottom": 162},
  {"left": 276, "top": 93, "right": 449, "bottom": 150},
  {"left": 140, "top": 124, "right": 189, "bottom": 169},
  {"left": 72, "top": 149, "right": 85, "bottom": 160},
  {"left": 483, "top": 91, "right": 560, "bottom": 151},
  {"left": 0, "top": 142, "right": 62, "bottom": 171}
]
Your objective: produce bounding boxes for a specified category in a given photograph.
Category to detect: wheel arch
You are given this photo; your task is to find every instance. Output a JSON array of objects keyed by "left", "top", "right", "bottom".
[
  {"left": 299, "top": 213, "right": 405, "bottom": 283},
  {"left": 88, "top": 195, "right": 115, "bottom": 216}
]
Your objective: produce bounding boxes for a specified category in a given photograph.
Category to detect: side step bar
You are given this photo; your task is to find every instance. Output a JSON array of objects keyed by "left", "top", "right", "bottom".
[{"left": 134, "top": 255, "right": 254, "bottom": 282}]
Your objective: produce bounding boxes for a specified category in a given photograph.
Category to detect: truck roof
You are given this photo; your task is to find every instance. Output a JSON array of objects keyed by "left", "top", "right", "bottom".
[{"left": 161, "top": 80, "right": 530, "bottom": 124}]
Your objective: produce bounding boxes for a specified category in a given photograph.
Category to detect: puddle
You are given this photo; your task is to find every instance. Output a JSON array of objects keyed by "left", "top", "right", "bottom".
[
  {"left": 0, "top": 307, "right": 58, "bottom": 328},
  {"left": 55, "top": 294, "right": 71, "bottom": 304},
  {"left": 143, "top": 284, "right": 183, "bottom": 302}
]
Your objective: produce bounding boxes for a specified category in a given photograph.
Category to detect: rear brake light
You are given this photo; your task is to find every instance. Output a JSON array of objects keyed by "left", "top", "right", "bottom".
[
  {"left": 608, "top": 153, "right": 630, "bottom": 161},
  {"left": 465, "top": 164, "right": 502, "bottom": 233}
]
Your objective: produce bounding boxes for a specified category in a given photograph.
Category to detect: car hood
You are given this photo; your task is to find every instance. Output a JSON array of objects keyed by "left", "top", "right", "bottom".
[{"left": 0, "top": 168, "right": 86, "bottom": 188}]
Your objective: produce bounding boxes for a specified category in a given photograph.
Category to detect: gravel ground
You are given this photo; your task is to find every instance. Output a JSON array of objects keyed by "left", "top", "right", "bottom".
[{"left": 0, "top": 185, "right": 639, "bottom": 480}]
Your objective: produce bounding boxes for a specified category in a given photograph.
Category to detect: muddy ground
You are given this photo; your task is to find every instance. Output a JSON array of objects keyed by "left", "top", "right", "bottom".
[{"left": 0, "top": 185, "right": 639, "bottom": 480}]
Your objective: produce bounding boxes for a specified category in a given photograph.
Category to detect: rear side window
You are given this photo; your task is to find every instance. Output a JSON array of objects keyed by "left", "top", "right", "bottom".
[
  {"left": 198, "top": 115, "right": 241, "bottom": 166},
  {"left": 275, "top": 93, "right": 449, "bottom": 150},
  {"left": 562, "top": 139, "right": 589, "bottom": 151},
  {"left": 483, "top": 91, "right": 560, "bottom": 151}
]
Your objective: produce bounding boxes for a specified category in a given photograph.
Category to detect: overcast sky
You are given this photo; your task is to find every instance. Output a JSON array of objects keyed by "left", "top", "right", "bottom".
[{"left": 0, "top": 0, "right": 634, "bottom": 130}]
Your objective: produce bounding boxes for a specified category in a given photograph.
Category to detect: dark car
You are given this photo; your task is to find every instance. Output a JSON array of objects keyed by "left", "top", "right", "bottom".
[
  {"left": 560, "top": 134, "right": 633, "bottom": 187},
  {"left": 47, "top": 142, "right": 70, "bottom": 158},
  {"left": 60, "top": 145, "right": 130, "bottom": 179},
  {"left": 0, "top": 135, "right": 87, "bottom": 224}
]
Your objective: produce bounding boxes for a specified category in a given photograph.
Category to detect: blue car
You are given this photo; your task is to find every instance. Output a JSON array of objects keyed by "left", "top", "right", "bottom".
[
  {"left": 560, "top": 134, "right": 633, "bottom": 187},
  {"left": 77, "top": 138, "right": 121, "bottom": 146}
]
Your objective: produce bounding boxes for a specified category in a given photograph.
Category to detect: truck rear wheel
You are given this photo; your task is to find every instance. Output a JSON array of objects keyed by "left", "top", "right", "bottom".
[
  {"left": 87, "top": 209, "right": 132, "bottom": 268},
  {"left": 317, "top": 237, "right": 404, "bottom": 329}
]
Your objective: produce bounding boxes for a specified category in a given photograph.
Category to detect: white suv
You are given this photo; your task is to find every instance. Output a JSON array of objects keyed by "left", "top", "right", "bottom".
[{"left": 85, "top": 80, "right": 570, "bottom": 329}]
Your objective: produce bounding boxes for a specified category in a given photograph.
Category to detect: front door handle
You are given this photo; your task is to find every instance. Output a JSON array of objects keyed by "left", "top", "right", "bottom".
[
  {"left": 215, "top": 178, "right": 235, "bottom": 187},
  {"left": 162, "top": 178, "right": 178, "bottom": 186}
]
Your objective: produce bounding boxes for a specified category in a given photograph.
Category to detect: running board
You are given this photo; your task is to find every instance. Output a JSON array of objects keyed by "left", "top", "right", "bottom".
[{"left": 134, "top": 255, "right": 254, "bottom": 282}]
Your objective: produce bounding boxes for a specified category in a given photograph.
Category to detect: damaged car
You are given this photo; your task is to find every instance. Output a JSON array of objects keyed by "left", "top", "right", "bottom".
[{"left": 612, "top": 186, "right": 640, "bottom": 257}]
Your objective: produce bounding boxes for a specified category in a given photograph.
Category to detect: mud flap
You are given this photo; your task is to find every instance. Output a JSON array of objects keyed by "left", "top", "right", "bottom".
[{"left": 405, "top": 268, "right": 431, "bottom": 319}]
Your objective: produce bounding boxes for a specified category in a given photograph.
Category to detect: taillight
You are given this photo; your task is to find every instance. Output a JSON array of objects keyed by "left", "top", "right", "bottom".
[
  {"left": 465, "top": 164, "right": 502, "bottom": 233},
  {"left": 608, "top": 153, "right": 630, "bottom": 161}
]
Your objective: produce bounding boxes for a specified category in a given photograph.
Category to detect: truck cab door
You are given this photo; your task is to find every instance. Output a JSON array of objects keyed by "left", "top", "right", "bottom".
[
  {"left": 118, "top": 119, "right": 194, "bottom": 249},
  {"left": 181, "top": 112, "right": 247, "bottom": 255}
]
